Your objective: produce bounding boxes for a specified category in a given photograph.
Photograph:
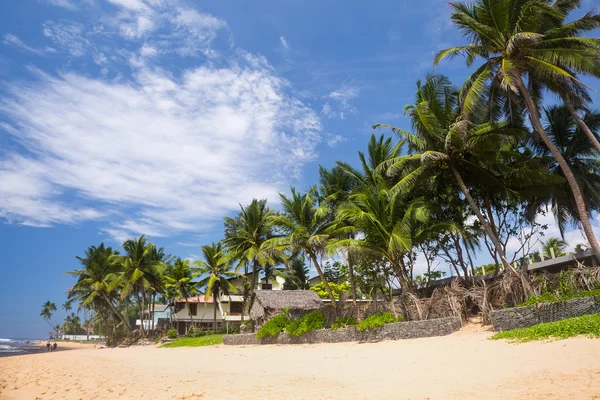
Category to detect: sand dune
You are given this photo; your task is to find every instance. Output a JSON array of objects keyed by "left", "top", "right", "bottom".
[{"left": 1, "top": 325, "right": 599, "bottom": 400}]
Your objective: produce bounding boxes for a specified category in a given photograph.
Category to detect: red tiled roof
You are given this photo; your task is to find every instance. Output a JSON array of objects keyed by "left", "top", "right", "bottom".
[{"left": 175, "top": 295, "right": 214, "bottom": 303}]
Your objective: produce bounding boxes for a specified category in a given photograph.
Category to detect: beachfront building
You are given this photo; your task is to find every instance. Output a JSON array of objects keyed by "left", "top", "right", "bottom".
[
  {"left": 250, "top": 290, "right": 324, "bottom": 327},
  {"left": 136, "top": 304, "right": 171, "bottom": 331},
  {"left": 171, "top": 273, "right": 287, "bottom": 335}
]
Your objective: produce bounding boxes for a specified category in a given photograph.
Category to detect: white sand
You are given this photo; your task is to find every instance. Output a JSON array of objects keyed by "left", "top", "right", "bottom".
[{"left": 1, "top": 324, "right": 599, "bottom": 400}]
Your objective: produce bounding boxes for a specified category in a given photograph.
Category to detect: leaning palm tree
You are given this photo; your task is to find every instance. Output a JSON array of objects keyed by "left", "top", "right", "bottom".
[
  {"left": 375, "top": 74, "right": 521, "bottom": 270},
  {"left": 266, "top": 187, "right": 340, "bottom": 304},
  {"left": 110, "top": 236, "right": 162, "bottom": 337},
  {"left": 541, "top": 106, "right": 600, "bottom": 236},
  {"left": 67, "top": 243, "right": 132, "bottom": 332},
  {"left": 194, "top": 243, "right": 238, "bottom": 331},
  {"left": 40, "top": 301, "right": 57, "bottom": 334},
  {"left": 435, "top": 0, "right": 600, "bottom": 261}
]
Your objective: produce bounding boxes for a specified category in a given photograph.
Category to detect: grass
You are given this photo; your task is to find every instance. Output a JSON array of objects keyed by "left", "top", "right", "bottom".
[
  {"left": 491, "top": 313, "right": 600, "bottom": 342},
  {"left": 161, "top": 334, "right": 224, "bottom": 348},
  {"left": 517, "top": 288, "right": 600, "bottom": 307}
]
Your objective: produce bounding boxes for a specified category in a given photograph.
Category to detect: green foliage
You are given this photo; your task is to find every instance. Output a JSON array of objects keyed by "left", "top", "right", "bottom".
[
  {"left": 311, "top": 281, "right": 350, "bottom": 299},
  {"left": 187, "top": 327, "right": 217, "bottom": 338},
  {"left": 166, "top": 328, "right": 177, "bottom": 339},
  {"left": 286, "top": 311, "right": 326, "bottom": 336},
  {"left": 161, "top": 334, "right": 224, "bottom": 348},
  {"left": 283, "top": 257, "right": 310, "bottom": 290},
  {"left": 491, "top": 313, "right": 600, "bottom": 342},
  {"left": 256, "top": 313, "right": 291, "bottom": 338},
  {"left": 331, "top": 317, "right": 358, "bottom": 330},
  {"left": 518, "top": 289, "right": 600, "bottom": 307},
  {"left": 357, "top": 312, "right": 404, "bottom": 332}
]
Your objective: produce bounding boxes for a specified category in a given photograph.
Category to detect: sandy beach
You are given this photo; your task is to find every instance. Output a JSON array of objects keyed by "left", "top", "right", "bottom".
[{"left": 1, "top": 325, "right": 599, "bottom": 400}]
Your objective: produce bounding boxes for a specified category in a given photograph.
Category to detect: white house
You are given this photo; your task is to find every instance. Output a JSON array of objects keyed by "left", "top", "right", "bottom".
[{"left": 171, "top": 273, "right": 286, "bottom": 335}]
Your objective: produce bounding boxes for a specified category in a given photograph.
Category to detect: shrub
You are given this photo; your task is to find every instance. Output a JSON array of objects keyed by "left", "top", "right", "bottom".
[
  {"left": 286, "top": 311, "right": 326, "bottom": 336},
  {"left": 331, "top": 317, "right": 358, "bottom": 330},
  {"left": 311, "top": 282, "right": 350, "bottom": 299},
  {"left": 166, "top": 328, "right": 177, "bottom": 339},
  {"left": 491, "top": 313, "right": 600, "bottom": 342},
  {"left": 256, "top": 313, "right": 290, "bottom": 339},
  {"left": 357, "top": 312, "right": 404, "bottom": 332}
]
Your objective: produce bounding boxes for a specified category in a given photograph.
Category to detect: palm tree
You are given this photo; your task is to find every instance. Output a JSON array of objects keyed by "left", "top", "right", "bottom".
[
  {"left": 62, "top": 301, "right": 72, "bottom": 313},
  {"left": 194, "top": 243, "right": 238, "bottom": 330},
  {"left": 375, "top": 74, "right": 519, "bottom": 270},
  {"left": 111, "top": 235, "right": 162, "bottom": 337},
  {"left": 67, "top": 244, "right": 132, "bottom": 333},
  {"left": 267, "top": 187, "right": 339, "bottom": 304},
  {"left": 337, "top": 186, "right": 443, "bottom": 292},
  {"left": 541, "top": 106, "right": 600, "bottom": 236},
  {"left": 542, "top": 237, "right": 568, "bottom": 259},
  {"left": 40, "top": 301, "right": 57, "bottom": 334},
  {"left": 435, "top": 0, "right": 600, "bottom": 261},
  {"left": 164, "top": 257, "right": 199, "bottom": 326},
  {"left": 223, "top": 199, "right": 274, "bottom": 311},
  {"left": 318, "top": 165, "right": 360, "bottom": 303}
]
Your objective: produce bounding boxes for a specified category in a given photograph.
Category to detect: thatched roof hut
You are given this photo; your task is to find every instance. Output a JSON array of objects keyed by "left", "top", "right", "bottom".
[{"left": 249, "top": 290, "right": 324, "bottom": 327}]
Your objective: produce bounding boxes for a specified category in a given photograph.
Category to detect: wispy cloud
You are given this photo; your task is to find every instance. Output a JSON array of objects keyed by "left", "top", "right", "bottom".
[
  {"left": 322, "top": 83, "right": 360, "bottom": 119},
  {"left": 0, "top": 58, "right": 321, "bottom": 240},
  {"left": 42, "top": 0, "right": 78, "bottom": 10},
  {"left": 2, "top": 34, "right": 56, "bottom": 56},
  {"left": 279, "top": 36, "right": 289, "bottom": 50}
]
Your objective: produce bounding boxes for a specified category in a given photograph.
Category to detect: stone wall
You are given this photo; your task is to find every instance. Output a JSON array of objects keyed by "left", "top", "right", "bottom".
[
  {"left": 223, "top": 316, "right": 461, "bottom": 346},
  {"left": 491, "top": 295, "right": 600, "bottom": 331}
]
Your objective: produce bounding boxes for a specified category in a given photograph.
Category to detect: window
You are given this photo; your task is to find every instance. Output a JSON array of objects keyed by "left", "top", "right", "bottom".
[
  {"left": 229, "top": 302, "right": 243, "bottom": 314},
  {"left": 189, "top": 303, "right": 197, "bottom": 316}
]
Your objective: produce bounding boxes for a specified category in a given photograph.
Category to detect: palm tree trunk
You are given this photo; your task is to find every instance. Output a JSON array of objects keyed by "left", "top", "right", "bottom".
[
  {"left": 309, "top": 252, "right": 337, "bottom": 306},
  {"left": 517, "top": 80, "right": 600, "bottom": 263},
  {"left": 137, "top": 292, "right": 146, "bottom": 337},
  {"left": 213, "top": 289, "right": 218, "bottom": 331},
  {"left": 450, "top": 164, "right": 512, "bottom": 271},
  {"left": 247, "top": 259, "right": 260, "bottom": 312},
  {"left": 347, "top": 251, "right": 357, "bottom": 305},
  {"left": 561, "top": 94, "right": 600, "bottom": 154},
  {"left": 102, "top": 293, "right": 131, "bottom": 331}
]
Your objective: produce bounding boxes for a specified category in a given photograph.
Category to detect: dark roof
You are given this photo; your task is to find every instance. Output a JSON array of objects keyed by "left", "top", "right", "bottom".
[{"left": 251, "top": 290, "right": 323, "bottom": 313}]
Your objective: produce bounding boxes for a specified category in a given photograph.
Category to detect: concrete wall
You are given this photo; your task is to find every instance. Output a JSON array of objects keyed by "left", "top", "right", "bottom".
[
  {"left": 491, "top": 295, "right": 600, "bottom": 331},
  {"left": 223, "top": 316, "right": 461, "bottom": 346}
]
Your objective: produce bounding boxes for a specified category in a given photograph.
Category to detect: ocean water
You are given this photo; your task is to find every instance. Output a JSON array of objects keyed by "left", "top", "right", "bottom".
[{"left": 0, "top": 338, "right": 46, "bottom": 357}]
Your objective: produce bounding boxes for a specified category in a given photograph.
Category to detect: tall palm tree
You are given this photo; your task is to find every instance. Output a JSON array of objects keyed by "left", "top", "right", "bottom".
[
  {"left": 62, "top": 301, "right": 72, "bottom": 313},
  {"left": 40, "top": 301, "right": 57, "bottom": 334},
  {"left": 67, "top": 244, "right": 132, "bottom": 332},
  {"left": 318, "top": 165, "right": 360, "bottom": 303},
  {"left": 223, "top": 199, "right": 274, "bottom": 310},
  {"left": 542, "top": 237, "right": 568, "bottom": 259},
  {"left": 164, "top": 257, "right": 199, "bottom": 327},
  {"left": 375, "top": 74, "right": 520, "bottom": 270},
  {"left": 541, "top": 106, "right": 600, "bottom": 236},
  {"left": 194, "top": 243, "right": 238, "bottom": 330},
  {"left": 435, "top": 0, "right": 600, "bottom": 261},
  {"left": 267, "top": 187, "right": 340, "bottom": 304},
  {"left": 111, "top": 236, "right": 162, "bottom": 337}
]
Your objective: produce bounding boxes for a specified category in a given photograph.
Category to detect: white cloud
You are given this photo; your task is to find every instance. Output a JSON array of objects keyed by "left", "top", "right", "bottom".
[
  {"left": 279, "top": 36, "right": 289, "bottom": 50},
  {"left": 0, "top": 57, "right": 322, "bottom": 239},
  {"left": 2, "top": 34, "right": 56, "bottom": 56},
  {"left": 42, "top": 21, "right": 88, "bottom": 57},
  {"left": 43, "top": 0, "right": 78, "bottom": 10},
  {"left": 322, "top": 83, "right": 360, "bottom": 119},
  {"left": 326, "top": 134, "right": 346, "bottom": 148}
]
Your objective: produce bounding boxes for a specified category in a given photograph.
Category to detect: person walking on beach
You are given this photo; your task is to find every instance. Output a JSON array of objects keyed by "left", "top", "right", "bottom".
[
  {"left": 53, "top": 342, "right": 57, "bottom": 352},
  {"left": 46, "top": 342, "right": 50, "bottom": 351}
]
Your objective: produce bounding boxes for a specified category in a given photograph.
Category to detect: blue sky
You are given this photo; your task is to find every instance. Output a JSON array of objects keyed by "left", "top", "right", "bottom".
[{"left": 1, "top": 0, "right": 599, "bottom": 339}]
